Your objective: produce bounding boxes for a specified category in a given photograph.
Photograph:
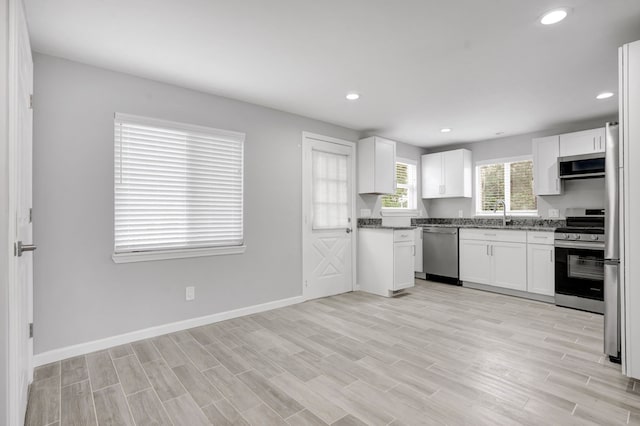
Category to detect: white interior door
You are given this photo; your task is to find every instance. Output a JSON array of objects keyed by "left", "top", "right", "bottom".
[
  {"left": 302, "top": 133, "right": 356, "bottom": 300},
  {"left": 8, "top": 1, "right": 34, "bottom": 424}
]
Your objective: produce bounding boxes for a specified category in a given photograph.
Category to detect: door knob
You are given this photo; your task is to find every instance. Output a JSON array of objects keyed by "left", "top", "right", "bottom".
[
  {"left": 346, "top": 228, "right": 353, "bottom": 234},
  {"left": 14, "top": 241, "right": 37, "bottom": 257}
]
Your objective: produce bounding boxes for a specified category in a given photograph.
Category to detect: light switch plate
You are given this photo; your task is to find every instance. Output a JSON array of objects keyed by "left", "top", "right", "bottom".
[
  {"left": 548, "top": 209, "right": 559, "bottom": 218},
  {"left": 360, "top": 209, "right": 372, "bottom": 217},
  {"left": 185, "top": 286, "right": 195, "bottom": 301}
]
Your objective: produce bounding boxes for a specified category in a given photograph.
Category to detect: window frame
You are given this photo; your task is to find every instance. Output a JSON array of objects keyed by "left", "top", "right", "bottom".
[
  {"left": 474, "top": 155, "right": 538, "bottom": 217},
  {"left": 112, "top": 113, "right": 246, "bottom": 264},
  {"left": 381, "top": 158, "right": 418, "bottom": 215}
]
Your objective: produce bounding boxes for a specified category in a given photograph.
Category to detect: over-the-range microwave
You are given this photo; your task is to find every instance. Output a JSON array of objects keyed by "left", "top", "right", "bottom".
[{"left": 558, "top": 153, "right": 605, "bottom": 180}]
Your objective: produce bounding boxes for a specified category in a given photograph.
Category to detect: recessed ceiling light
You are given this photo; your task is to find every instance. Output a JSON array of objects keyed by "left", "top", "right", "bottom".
[
  {"left": 345, "top": 92, "right": 360, "bottom": 101},
  {"left": 540, "top": 9, "right": 568, "bottom": 25},
  {"left": 441, "top": 128, "right": 452, "bottom": 133},
  {"left": 596, "top": 92, "right": 614, "bottom": 100}
]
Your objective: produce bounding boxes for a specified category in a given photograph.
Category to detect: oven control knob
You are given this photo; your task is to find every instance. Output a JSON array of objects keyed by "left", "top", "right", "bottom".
[
  {"left": 563, "top": 234, "right": 570, "bottom": 239},
  {"left": 591, "top": 235, "right": 599, "bottom": 241},
  {"left": 571, "top": 234, "right": 580, "bottom": 240}
]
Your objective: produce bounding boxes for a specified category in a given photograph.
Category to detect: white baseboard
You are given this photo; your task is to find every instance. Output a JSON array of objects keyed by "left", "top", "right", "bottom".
[{"left": 33, "top": 295, "right": 305, "bottom": 367}]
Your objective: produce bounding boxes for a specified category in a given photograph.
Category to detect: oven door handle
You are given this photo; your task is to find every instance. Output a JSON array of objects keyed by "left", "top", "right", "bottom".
[{"left": 554, "top": 240, "right": 605, "bottom": 250}]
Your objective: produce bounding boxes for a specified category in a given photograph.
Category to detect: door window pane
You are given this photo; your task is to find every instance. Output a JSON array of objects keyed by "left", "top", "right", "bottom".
[{"left": 312, "top": 150, "right": 349, "bottom": 229}]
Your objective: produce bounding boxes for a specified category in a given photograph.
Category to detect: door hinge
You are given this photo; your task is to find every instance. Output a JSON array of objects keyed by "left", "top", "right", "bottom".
[
  {"left": 29, "top": 323, "right": 33, "bottom": 338},
  {"left": 29, "top": 94, "right": 33, "bottom": 109},
  {"left": 29, "top": 207, "right": 33, "bottom": 223}
]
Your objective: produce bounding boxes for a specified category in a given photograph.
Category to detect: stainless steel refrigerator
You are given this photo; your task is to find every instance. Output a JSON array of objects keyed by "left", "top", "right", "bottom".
[{"left": 604, "top": 122, "right": 621, "bottom": 363}]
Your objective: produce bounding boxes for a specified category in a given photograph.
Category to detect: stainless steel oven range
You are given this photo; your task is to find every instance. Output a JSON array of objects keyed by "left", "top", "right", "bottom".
[{"left": 554, "top": 211, "right": 605, "bottom": 314}]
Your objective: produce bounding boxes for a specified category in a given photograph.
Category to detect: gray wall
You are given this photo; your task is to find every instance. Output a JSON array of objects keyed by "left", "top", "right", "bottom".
[
  {"left": 32, "top": 54, "right": 360, "bottom": 354},
  {"left": 1, "top": 0, "right": 10, "bottom": 420},
  {"left": 425, "top": 117, "right": 613, "bottom": 218},
  {"left": 357, "top": 141, "right": 428, "bottom": 217}
]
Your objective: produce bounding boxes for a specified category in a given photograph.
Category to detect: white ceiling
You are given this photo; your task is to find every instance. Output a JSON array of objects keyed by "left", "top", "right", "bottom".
[{"left": 24, "top": 0, "right": 640, "bottom": 147}]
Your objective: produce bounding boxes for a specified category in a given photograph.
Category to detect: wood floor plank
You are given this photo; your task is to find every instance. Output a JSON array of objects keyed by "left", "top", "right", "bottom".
[
  {"left": 141, "top": 358, "right": 186, "bottom": 402},
  {"left": 86, "top": 350, "right": 119, "bottom": 390},
  {"left": 242, "top": 404, "right": 288, "bottom": 426},
  {"left": 131, "top": 339, "right": 162, "bottom": 363},
  {"left": 109, "top": 344, "right": 133, "bottom": 360},
  {"left": 61, "top": 380, "right": 97, "bottom": 426},
  {"left": 172, "top": 361, "right": 223, "bottom": 407},
  {"left": 61, "top": 355, "right": 89, "bottom": 387},
  {"left": 126, "top": 388, "right": 172, "bottom": 426},
  {"left": 163, "top": 394, "right": 210, "bottom": 426},
  {"left": 287, "top": 409, "right": 329, "bottom": 426},
  {"left": 33, "top": 362, "right": 60, "bottom": 382},
  {"left": 113, "top": 354, "right": 151, "bottom": 395},
  {"left": 270, "top": 372, "right": 347, "bottom": 424},
  {"left": 25, "top": 375, "right": 60, "bottom": 426},
  {"left": 237, "top": 369, "right": 304, "bottom": 418},
  {"left": 93, "top": 384, "right": 134, "bottom": 426},
  {"left": 152, "top": 334, "right": 187, "bottom": 368},
  {"left": 177, "top": 339, "right": 220, "bottom": 370},
  {"left": 204, "top": 341, "right": 251, "bottom": 374},
  {"left": 202, "top": 365, "right": 262, "bottom": 412},
  {"left": 202, "top": 398, "right": 250, "bottom": 425}
]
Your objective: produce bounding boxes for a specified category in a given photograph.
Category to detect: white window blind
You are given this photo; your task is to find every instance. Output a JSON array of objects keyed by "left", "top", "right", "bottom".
[
  {"left": 114, "top": 113, "right": 245, "bottom": 256},
  {"left": 312, "top": 149, "right": 349, "bottom": 229},
  {"left": 475, "top": 157, "right": 537, "bottom": 215},
  {"left": 381, "top": 160, "right": 417, "bottom": 209}
]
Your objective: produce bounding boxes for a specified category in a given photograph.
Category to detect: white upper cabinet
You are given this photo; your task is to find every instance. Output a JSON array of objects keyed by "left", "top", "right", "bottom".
[
  {"left": 421, "top": 149, "right": 472, "bottom": 199},
  {"left": 532, "top": 135, "right": 562, "bottom": 195},
  {"left": 358, "top": 136, "right": 396, "bottom": 194},
  {"left": 559, "top": 127, "right": 605, "bottom": 157}
]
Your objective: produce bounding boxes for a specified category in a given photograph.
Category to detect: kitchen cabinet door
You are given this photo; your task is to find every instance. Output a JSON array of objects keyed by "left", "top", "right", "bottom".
[
  {"left": 443, "top": 149, "right": 472, "bottom": 197},
  {"left": 491, "top": 242, "right": 527, "bottom": 291},
  {"left": 421, "top": 153, "right": 442, "bottom": 198},
  {"left": 559, "top": 128, "right": 605, "bottom": 157},
  {"left": 358, "top": 137, "right": 396, "bottom": 194},
  {"left": 527, "top": 244, "right": 555, "bottom": 296},
  {"left": 533, "top": 135, "right": 562, "bottom": 195},
  {"left": 394, "top": 241, "right": 415, "bottom": 290},
  {"left": 460, "top": 239, "right": 491, "bottom": 285}
]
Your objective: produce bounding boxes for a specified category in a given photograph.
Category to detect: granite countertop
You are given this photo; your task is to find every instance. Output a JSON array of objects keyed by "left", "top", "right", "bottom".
[
  {"left": 357, "top": 217, "right": 564, "bottom": 231},
  {"left": 358, "top": 225, "right": 417, "bottom": 230},
  {"left": 417, "top": 223, "right": 557, "bottom": 231}
]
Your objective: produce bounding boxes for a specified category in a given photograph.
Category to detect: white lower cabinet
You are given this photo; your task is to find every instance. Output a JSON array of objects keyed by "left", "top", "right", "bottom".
[
  {"left": 359, "top": 228, "right": 416, "bottom": 297},
  {"left": 491, "top": 242, "right": 527, "bottom": 291},
  {"left": 527, "top": 244, "right": 555, "bottom": 296},
  {"left": 459, "top": 239, "right": 492, "bottom": 284},
  {"left": 459, "top": 229, "right": 530, "bottom": 293}
]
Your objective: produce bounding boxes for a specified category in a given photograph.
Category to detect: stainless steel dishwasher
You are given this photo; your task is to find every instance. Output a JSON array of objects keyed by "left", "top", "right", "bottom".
[{"left": 422, "top": 227, "right": 460, "bottom": 284}]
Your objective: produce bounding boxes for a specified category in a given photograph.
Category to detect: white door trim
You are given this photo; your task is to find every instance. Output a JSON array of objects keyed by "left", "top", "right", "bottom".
[
  {"left": 7, "top": 1, "right": 32, "bottom": 424},
  {"left": 301, "top": 132, "right": 357, "bottom": 300}
]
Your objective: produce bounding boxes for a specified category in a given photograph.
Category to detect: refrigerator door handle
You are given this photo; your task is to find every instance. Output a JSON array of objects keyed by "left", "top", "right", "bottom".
[{"left": 604, "top": 261, "right": 621, "bottom": 359}]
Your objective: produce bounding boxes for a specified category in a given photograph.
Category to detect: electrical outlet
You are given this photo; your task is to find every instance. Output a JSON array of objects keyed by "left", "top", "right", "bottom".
[
  {"left": 548, "top": 209, "right": 559, "bottom": 218},
  {"left": 360, "top": 209, "right": 372, "bottom": 217},
  {"left": 185, "top": 286, "right": 195, "bottom": 301},
  {"left": 458, "top": 210, "right": 464, "bottom": 218}
]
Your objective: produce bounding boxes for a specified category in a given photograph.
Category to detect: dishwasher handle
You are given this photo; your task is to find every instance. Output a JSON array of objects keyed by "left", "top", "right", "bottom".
[{"left": 422, "top": 227, "right": 458, "bottom": 235}]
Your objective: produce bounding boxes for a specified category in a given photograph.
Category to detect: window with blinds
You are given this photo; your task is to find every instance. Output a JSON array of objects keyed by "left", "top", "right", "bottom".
[
  {"left": 381, "top": 160, "right": 417, "bottom": 209},
  {"left": 476, "top": 158, "right": 537, "bottom": 215},
  {"left": 113, "top": 113, "right": 245, "bottom": 260}
]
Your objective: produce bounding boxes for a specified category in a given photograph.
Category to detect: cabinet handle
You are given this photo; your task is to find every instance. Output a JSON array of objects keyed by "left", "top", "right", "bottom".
[
  {"left": 412, "top": 245, "right": 415, "bottom": 256},
  {"left": 486, "top": 245, "right": 490, "bottom": 256},
  {"left": 593, "top": 137, "right": 596, "bottom": 151}
]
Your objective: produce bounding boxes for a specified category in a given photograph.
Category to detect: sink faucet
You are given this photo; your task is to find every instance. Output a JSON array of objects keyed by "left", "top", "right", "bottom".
[{"left": 493, "top": 199, "right": 511, "bottom": 226}]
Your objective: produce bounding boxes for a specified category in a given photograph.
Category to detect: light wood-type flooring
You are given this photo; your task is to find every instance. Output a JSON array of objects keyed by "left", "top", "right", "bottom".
[{"left": 25, "top": 279, "right": 640, "bottom": 425}]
